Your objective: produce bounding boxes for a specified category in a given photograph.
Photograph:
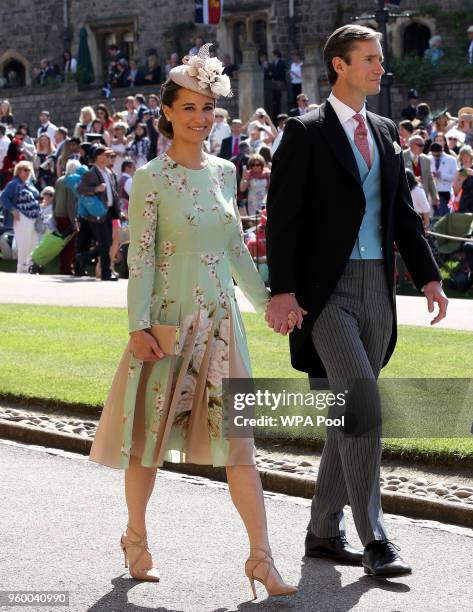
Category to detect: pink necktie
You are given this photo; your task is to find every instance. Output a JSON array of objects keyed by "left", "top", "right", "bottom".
[
  {"left": 353, "top": 113, "right": 371, "bottom": 169},
  {"left": 232, "top": 137, "right": 239, "bottom": 156}
]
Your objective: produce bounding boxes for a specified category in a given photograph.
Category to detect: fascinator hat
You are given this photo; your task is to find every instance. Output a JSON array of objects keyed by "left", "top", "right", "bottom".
[{"left": 168, "top": 43, "right": 233, "bottom": 99}]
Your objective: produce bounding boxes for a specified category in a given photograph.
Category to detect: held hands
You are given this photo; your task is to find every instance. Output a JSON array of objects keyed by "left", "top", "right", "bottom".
[
  {"left": 129, "top": 330, "right": 165, "bottom": 361},
  {"left": 265, "top": 293, "right": 308, "bottom": 336},
  {"left": 423, "top": 281, "right": 448, "bottom": 325}
]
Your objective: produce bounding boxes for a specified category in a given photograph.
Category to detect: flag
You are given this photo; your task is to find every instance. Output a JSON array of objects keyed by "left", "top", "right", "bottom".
[{"left": 195, "top": 0, "right": 223, "bottom": 25}]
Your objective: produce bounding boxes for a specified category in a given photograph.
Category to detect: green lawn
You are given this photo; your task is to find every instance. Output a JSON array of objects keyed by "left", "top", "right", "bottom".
[{"left": 1, "top": 304, "right": 472, "bottom": 461}]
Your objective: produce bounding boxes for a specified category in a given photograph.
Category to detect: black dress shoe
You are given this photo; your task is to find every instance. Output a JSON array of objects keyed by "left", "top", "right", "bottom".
[
  {"left": 304, "top": 532, "right": 363, "bottom": 564},
  {"left": 363, "top": 540, "right": 412, "bottom": 576}
]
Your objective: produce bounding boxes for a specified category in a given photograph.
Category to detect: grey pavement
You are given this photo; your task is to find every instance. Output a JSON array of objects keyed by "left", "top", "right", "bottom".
[
  {"left": 1, "top": 272, "right": 472, "bottom": 330},
  {"left": 1, "top": 438, "right": 472, "bottom": 612}
]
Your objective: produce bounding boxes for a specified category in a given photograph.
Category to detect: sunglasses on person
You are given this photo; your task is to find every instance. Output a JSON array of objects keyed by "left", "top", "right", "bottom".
[
  {"left": 249, "top": 162, "right": 263, "bottom": 168},
  {"left": 20, "top": 168, "right": 31, "bottom": 173},
  {"left": 106, "top": 153, "right": 117, "bottom": 159}
]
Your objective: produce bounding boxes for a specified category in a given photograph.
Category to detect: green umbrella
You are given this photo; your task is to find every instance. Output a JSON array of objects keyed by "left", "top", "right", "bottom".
[{"left": 76, "top": 26, "right": 94, "bottom": 84}]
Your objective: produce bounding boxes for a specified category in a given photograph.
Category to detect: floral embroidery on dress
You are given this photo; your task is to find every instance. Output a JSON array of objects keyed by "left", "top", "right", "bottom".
[
  {"left": 192, "top": 285, "right": 205, "bottom": 306},
  {"left": 162, "top": 240, "right": 176, "bottom": 256},
  {"left": 151, "top": 382, "right": 166, "bottom": 433},
  {"left": 120, "top": 443, "right": 131, "bottom": 458},
  {"left": 128, "top": 192, "right": 158, "bottom": 279}
]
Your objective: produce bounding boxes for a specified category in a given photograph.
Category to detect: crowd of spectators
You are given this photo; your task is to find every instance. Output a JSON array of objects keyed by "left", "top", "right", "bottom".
[
  {"left": 0, "top": 92, "right": 172, "bottom": 276},
  {"left": 1, "top": 30, "right": 473, "bottom": 289}
]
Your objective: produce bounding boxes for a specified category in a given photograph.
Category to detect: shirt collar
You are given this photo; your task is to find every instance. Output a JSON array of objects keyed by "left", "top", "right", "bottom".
[{"left": 328, "top": 92, "right": 367, "bottom": 125}]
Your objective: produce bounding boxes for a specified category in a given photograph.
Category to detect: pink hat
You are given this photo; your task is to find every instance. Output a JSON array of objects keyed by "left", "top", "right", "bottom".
[{"left": 168, "top": 43, "right": 232, "bottom": 99}]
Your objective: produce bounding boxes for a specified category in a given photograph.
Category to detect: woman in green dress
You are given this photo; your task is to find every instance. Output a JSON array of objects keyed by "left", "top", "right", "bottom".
[{"left": 89, "top": 45, "right": 298, "bottom": 599}]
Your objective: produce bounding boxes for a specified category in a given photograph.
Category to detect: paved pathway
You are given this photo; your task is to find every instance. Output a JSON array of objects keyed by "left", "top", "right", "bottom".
[
  {"left": 1, "top": 272, "right": 472, "bottom": 331},
  {"left": 1, "top": 439, "right": 472, "bottom": 611}
]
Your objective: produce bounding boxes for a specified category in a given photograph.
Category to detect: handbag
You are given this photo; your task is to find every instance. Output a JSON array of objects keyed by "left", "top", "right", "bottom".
[{"left": 149, "top": 323, "right": 180, "bottom": 356}]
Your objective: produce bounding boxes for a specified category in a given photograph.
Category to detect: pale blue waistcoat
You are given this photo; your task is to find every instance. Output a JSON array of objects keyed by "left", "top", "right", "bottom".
[{"left": 347, "top": 125, "right": 384, "bottom": 260}]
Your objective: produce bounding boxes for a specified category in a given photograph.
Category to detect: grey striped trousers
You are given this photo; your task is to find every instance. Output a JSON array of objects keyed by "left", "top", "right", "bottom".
[{"left": 308, "top": 259, "right": 394, "bottom": 545}]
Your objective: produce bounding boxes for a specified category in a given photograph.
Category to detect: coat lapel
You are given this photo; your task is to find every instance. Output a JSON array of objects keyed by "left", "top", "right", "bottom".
[
  {"left": 319, "top": 101, "right": 361, "bottom": 186},
  {"left": 367, "top": 111, "right": 398, "bottom": 229}
]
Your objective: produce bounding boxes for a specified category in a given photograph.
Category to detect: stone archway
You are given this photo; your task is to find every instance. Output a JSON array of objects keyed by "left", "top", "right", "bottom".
[
  {"left": 391, "top": 17, "right": 436, "bottom": 59},
  {"left": 0, "top": 49, "right": 31, "bottom": 86}
]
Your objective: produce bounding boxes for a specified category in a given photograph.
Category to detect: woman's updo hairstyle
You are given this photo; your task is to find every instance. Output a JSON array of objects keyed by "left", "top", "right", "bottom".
[{"left": 158, "top": 79, "right": 184, "bottom": 139}]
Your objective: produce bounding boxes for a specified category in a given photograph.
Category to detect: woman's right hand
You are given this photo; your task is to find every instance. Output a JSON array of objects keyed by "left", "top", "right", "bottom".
[{"left": 129, "top": 330, "right": 165, "bottom": 361}]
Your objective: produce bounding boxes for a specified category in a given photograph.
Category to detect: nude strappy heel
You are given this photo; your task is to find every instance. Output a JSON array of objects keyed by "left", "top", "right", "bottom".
[
  {"left": 120, "top": 525, "right": 160, "bottom": 582},
  {"left": 244, "top": 547, "right": 298, "bottom": 599}
]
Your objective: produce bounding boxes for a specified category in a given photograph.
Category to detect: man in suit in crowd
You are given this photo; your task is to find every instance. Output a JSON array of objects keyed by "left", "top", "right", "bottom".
[
  {"left": 401, "top": 89, "right": 419, "bottom": 121},
  {"left": 230, "top": 141, "right": 250, "bottom": 207},
  {"left": 76, "top": 144, "right": 121, "bottom": 281},
  {"left": 265, "top": 25, "right": 448, "bottom": 576},
  {"left": 429, "top": 142, "right": 458, "bottom": 216},
  {"left": 289, "top": 93, "right": 310, "bottom": 117},
  {"left": 403, "top": 135, "right": 439, "bottom": 210},
  {"left": 268, "top": 49, "right": 287, "bottom": 119},
  {"left": 219, "top": 119, "right": 245, "bottom": 160}
]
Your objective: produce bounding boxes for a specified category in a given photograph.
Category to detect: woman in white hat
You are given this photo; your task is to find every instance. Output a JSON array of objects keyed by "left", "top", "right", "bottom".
[{"left": 89, "top": 44, "right": 298, "bottom": 599}]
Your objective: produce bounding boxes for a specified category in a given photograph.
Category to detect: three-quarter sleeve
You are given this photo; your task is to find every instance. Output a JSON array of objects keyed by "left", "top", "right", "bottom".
[
  {"left": 228, "top": 173, "right": 270, "bottom": 313},
  {"left": 126, "top": 167, "right": 159, "bottom": 332}
]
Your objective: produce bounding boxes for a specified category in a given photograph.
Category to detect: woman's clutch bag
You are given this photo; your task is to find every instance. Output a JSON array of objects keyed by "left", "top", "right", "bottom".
[{"left": 149, "top": 324, "right": 180, "bottom": 356}]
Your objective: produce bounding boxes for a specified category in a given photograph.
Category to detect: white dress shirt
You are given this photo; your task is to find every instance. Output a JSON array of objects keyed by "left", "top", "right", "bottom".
[
  {"left": 411, "top": 185, "right": 431, "bottom": 215},
  {"left": 98, "top": 167, "right": 113, "bottom": 207},
  {"left": 290, "top": 61, "right": 303, "bottom": 85},
  {"left": 429, "top": 152, "right": 458, "bottom": 192},
  {"left": 37, "top": 121, "right": 57, "bottom": 142},
  {"left": 0, "top": 134, "right": 10, "bottom": 168},
  {"left": 327, "top": 92, "right": 374, "bottom": 163}
]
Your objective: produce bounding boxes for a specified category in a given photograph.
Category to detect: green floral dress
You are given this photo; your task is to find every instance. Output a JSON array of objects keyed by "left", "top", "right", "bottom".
[{"left": 89, "top": 152, "right": 269, "bottom": 469}]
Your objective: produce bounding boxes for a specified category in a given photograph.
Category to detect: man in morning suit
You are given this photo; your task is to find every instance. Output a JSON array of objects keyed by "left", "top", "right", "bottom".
[
  {"left": 265, "top": 25, "right": 448, "bottom": 576},
  {"left": 219, "top": 119, "right": 245, "bottom": 160}
]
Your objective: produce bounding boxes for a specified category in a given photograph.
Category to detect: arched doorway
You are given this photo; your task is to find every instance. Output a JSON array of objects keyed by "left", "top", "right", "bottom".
[
  {"left": 2, "top": 59, "right": 26, "bottom": 87},
  {"left": 233, "top": 21, "right": 246, "bottom": 65},
  {"left": 403, "top": 22, "right": 431, "bottom": 57}
]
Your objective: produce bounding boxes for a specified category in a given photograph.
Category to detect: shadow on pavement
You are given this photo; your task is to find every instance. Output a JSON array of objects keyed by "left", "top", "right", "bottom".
[
  {"left": 85, "top": 574, "right": 184, "bottom": 612},
  {"left": 236, "top": 557, "right": 410, "bottom": 611}
]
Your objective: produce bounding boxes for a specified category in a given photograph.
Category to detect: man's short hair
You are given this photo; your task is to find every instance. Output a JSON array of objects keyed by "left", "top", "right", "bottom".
[
  {"left": 121, "top": 159, "right": 134, "bottom": 172},
  {"left": 297, "top": 93, "right": 308, "bottom": 101},
  {"left": 231, "top": 118, "right": 242, "bottom": 125},
  {"left": 0, "top": 124, "right": 6, "bottom": 135},
  {"left": 135, "top": 94, "right": 145, "bottom": 104},
  {"left": 430, "top": 142, "right": 443, "bottom": 153},
  {"left": 399, "top": 120, "right": 414, "bottom": 134},
  {"left": 409, "top": 135, "right": 425, "bottom": 146},
  {"left": 323, "top": 25, "right": 383, "bottom": 86},
  {"left": 40, "top": 110, "right": 50, "bottom": 117},
  {"left": 57, "top": 126, "right": 68, "bottom": 136},
  {"left": 91, "top": 144, "right": 109, "bottom": 160}
]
